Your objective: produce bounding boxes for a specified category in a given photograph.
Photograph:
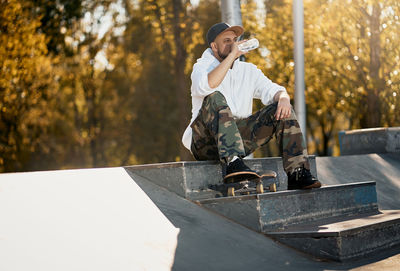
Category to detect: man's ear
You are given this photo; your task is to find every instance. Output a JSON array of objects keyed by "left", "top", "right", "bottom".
[{"left": 210, "top": 42, "right": 217, "bottom": 51}]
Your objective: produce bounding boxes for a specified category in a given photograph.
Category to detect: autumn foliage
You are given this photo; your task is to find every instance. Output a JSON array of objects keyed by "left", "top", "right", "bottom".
[{"left": 1, "top": 0, "right": 399, "bottom": 172}]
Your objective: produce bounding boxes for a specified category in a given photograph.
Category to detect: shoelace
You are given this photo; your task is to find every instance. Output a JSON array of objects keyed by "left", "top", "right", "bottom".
[{"left": 293, "top": 166, "right": 311, "bottom": 181}]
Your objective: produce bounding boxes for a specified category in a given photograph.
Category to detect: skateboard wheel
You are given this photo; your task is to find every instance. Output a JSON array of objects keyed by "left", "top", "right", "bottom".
[
  {"left": 227, "top": 187, "right": 235, "bottom": 197},
  {"left": 256, "top": 183, "right": 264, "bottom": 194},
  {"left": 269, "top": 183, "right": 277, "bottom": 192}
]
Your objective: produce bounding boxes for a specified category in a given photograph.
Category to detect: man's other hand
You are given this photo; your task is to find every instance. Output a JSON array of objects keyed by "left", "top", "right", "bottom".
[
  {"left": 230, "top": 40, "right": 248, "bottom": 59},
  {"left": 274, "top": 91, "right": 292, "bottom": 120}
]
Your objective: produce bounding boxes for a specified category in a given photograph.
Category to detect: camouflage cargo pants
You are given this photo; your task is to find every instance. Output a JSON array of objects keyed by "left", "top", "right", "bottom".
[{"left": 190, "top": 91, "right": 310, "bottom": 174}]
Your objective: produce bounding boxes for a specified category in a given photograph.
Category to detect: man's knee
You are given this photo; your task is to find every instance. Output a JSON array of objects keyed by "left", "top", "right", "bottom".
[
  {"left": 260, "top": 102, "right": 278, "bottom": 115},
  {"left": 261, "top": 102, "right": 297, "bottom": 121},
  {"left": 287, "top": 108, "right": 298, "bottom": 120},
  {"left": 255, "top": 102, "right": 278, "bottom": 122},
  {"left": 204, "top": 91, "right": 228, "bottom": 109}
]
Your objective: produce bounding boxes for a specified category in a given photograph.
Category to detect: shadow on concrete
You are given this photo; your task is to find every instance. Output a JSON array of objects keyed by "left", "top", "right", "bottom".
[
  {"left": 317, "top": 153, "right": 400, "bottom": 210},
  {"left": 125, "top": 169, "right": 400, "bottom": 271}
]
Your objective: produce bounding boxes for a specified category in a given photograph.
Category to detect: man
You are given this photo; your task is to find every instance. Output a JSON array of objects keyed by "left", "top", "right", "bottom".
[{"left": 182, "top": 22, "right": 321, "bottom": 190}]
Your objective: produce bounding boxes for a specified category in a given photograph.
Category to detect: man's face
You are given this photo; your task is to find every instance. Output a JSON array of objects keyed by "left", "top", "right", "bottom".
[{"left": 211, "top": 30, "right": 238, "bottom": 61}]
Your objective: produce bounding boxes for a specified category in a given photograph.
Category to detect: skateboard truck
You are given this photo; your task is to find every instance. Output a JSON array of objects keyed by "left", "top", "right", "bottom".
[{"left": 210, "top": 170, "right": 277, "bottom": 197}]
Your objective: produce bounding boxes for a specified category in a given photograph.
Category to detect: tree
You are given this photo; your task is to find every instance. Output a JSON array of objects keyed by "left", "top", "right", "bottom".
[
  {"left": 254, "top": 0, "right": 400, "bottom": 156},
  {"left": 304, "top": 0, "right": 400, "bottom": 153},
  {"left": 0, "top": 0, "right": 56, "bottom": 171},
  {"left": 117, "top": 0, "right": 220, "bottom": 163},
  {"left": 29, "top": 0, "right": 83, "bottom": 55}
]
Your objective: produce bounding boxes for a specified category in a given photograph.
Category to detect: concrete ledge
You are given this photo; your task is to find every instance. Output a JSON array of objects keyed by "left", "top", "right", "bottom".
[
  {"left": 197, "top": 182, "right": 378, "bottom": 232},
  {"left": 339, "top": 127, "right": 400, "bottom": 155},
  {"left": 267, "top": 210, "right": 400, "bottom": 261},
  {"left": 316, "top": 153, "right": 400, "bottom": 210},
  {"left": 125, "top": 156, "right": 317, "bottom": 200}
]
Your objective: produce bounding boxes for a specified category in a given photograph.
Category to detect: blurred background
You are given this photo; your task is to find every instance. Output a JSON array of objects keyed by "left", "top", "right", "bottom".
[{"left": 0, "top": 0, "right": 399, "bottom": 173}]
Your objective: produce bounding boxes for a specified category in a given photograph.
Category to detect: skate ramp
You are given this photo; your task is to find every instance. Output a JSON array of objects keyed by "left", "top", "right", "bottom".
[
  {"left": 0, "top": 168, "right": 179, "bottom": 271},
  {"left": 316, "top": 153, "right": 400, "bottom": 210},
  {"left": 1, "top": 166, "right": 399, "bottom": 270},
  {"left": 128, "top": 172, "right": 400, "bottom": 270}
]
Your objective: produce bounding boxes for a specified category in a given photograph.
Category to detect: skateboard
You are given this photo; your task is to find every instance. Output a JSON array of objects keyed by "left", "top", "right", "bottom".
[{"left": 209, "top": 170, "right": 277, "bottom": 197}]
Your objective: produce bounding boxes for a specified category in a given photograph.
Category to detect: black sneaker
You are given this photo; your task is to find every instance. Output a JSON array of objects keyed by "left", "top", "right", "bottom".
[
  {"left": 287, "top": 166, "right": 321, "bottom": 190},
  {"left": 225, "top": 158, "right": 256, "bottom": 176}
]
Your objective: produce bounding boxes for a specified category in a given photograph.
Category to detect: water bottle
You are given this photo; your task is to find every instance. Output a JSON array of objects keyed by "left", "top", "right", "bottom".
[{"left": 238, "top": 38, "right": 259, "bottom": 52}]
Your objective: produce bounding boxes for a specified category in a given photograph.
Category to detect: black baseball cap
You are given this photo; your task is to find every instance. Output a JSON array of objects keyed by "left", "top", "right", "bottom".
[{"left": 206, "top": 22, "right": 244, "bottom": 47}]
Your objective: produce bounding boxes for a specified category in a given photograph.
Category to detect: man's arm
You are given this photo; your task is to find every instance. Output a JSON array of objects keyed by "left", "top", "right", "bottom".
[
  {"left": 208, "top": 41, "right": 247, "bottom": 89},
  {"left": 273, "top": 91, "right": 292, "bottom": 120}
]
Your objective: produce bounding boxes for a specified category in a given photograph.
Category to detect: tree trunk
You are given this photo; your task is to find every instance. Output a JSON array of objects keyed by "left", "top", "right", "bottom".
[
  {"left": 365, "top": 3, "right": 382, "bottom": 128},
  {"left": 172, "top": 0, "right": 192, "bottom": 161}
]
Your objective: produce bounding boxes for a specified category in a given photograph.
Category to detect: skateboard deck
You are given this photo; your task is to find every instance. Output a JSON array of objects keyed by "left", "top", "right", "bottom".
[
  {"left": 223, "top": 170, "right": 277, "bottom": 184},
  {"left": 209, "top": 170, "right": 277, "bottom": 197}
]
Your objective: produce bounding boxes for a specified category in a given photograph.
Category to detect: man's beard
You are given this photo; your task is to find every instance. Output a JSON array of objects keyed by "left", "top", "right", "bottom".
[{"left": 217, "top": 48, "right": 229, "bottom": 60}]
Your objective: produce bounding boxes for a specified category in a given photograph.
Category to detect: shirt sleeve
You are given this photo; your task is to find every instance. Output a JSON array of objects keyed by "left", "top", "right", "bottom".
[
  {"left": 252, "top": 67, "right": 287, "bottom": 105},
  {"left": 190, "top": 62, "right": 219, "bottom": 97}
]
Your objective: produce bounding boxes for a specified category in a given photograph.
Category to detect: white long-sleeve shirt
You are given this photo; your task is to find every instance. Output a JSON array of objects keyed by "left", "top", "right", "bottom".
[{"left": 182, "top": 48, "right": 287, "bottom": 151}]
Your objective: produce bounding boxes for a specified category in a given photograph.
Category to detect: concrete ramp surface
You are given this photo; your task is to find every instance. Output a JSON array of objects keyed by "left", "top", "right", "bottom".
[
  {"left": 0, "top": 166, "right": 399, "bottom": 270},
  {"left": 317, "top": 153, "right": 400, "bottom": 209},
  {"left": 0, "top": 168, "right": 179, "bottom": 271}
]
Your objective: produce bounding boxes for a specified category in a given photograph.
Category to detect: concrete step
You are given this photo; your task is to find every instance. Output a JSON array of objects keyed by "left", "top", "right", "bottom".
[
  {"left": 266, "top": 210, "right": 400, "bottom": 261},
  {"left": 125, "top": 159, "right": 400, "bottom": 262},
  {"left": 339, "top": 127, "right": 400, "bottom": 155},
  {"left": 197, "top": 181, "right": 400, "bottom": 261},
  {"left": 196, "top": 182, "right": 378, "bottom": 232},
  {"left": 125, "top": 156, "right": 317, "bottom": 200},
  {"left": 316, "top": 153, "right": 400, "bottom": 210}
]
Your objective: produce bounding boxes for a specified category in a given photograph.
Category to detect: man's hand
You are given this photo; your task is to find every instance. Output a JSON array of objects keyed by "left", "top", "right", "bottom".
[
  {"left": 208, "top": 40, "right": 248, "bottom": 89},
  {"left": 230, "top": 40, "right": 248, "bottom": 59},
  {"left": 274, "top": 91, "right": 292, "bottom": 120}
]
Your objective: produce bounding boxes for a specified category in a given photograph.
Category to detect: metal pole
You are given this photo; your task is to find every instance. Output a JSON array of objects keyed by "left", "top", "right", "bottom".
[
  {"left": 221, "top": 0, "right": 245, "bottom": 61},
  {"left": 221, "top": 0, "right": 253, "bottom": 158},
  {"left": 293, "top": 0, "right": 307, "bottom": 141},
  {"left": 221, "top": 0, "right": 243, "bottom": 27}
]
